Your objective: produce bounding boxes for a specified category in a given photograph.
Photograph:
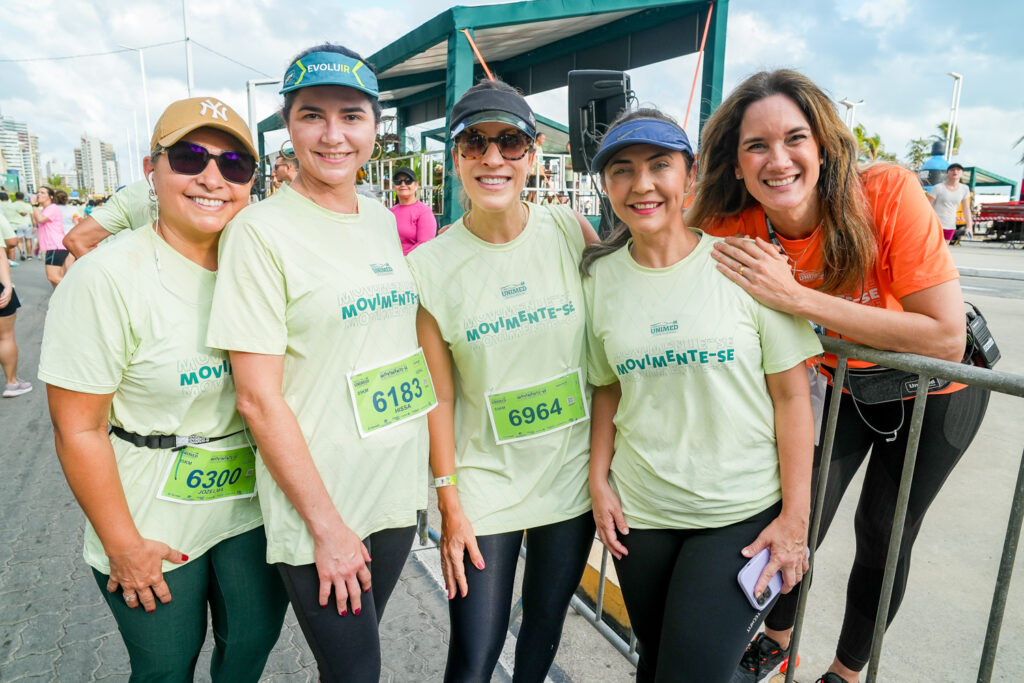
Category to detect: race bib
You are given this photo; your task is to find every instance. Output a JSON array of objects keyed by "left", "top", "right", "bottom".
[
  {"left": 347, "top": 348, "right": 438, "bottom": 437},
  {"left": 486, "top": 368, "right": 589, "bottom": 444},
  {"left": 158, "top": 443, "right": 256, "bottom": 504}
]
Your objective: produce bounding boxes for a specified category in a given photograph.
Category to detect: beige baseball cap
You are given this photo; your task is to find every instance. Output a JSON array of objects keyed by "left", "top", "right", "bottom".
[{"left": 149, "top": 97, "right": 257, "bottom": 159}]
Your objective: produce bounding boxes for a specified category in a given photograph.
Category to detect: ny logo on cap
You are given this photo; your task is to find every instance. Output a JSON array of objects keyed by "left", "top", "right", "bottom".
[{"left": 199, "top": 99, "right": 228, "bottom": 121}]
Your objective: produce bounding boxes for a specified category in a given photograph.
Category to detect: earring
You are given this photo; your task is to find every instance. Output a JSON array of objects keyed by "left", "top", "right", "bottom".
[
  {"left": 280, "top": 140, "right": 296, "bottom": 159},
  {"left": 370, "top": 141, "right": 383, "bottom": 162}
]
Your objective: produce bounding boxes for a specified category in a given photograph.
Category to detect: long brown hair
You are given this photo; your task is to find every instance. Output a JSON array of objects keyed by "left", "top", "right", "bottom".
[
  {"left": 687, "top": 69, "right": 876, "bottom": 295},
  {"left": 580, "top": 107, "right": 695, "bottom": 276}
]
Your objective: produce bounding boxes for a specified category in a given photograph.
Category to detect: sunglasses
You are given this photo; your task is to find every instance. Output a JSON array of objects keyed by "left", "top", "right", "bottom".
[
  {"left": 455, "top": 130, "right": 533, "bottom": 161},
  {"left": 163, "top": 141, "right": 256, "bottom": 185},
  {"left": 393, "top": 176, "right": 416, "bottom": 186}
]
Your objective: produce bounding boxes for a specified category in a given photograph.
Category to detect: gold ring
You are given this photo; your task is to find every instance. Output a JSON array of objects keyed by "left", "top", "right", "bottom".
[{"left": 738, "top": 265, "right": 745, "bottom": 277}]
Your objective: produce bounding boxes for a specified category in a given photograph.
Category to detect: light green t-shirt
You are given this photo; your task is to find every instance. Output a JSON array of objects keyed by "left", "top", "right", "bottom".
[
  {"left": 8, "top": 200, "right": 32, "bottom": 228},
  {"left": 206, "top": 184, "right": 429, "bottom": 565},
  {"left": 0, "top": 211, "right": 14, "bottom": 241},
  {"left": 38, "top": 225, "right": 262, "bottom": 574},
  {"left": 91, "top": 180, "right": 155, "bottom": 235},
  {"left": 406, "top": 203, "right": 591, "bottom": 535},
  {"left": 584, "top": 231, "right": 822, "bottom": 530}
]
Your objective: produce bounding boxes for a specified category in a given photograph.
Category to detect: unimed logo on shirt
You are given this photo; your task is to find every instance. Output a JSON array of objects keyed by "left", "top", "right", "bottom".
[
  {"left": 370, "top": 263, "right": 394, "bottom": 276},
  {"left": 649, "top": 320, "right": 679, "bottom": 336},
  {"left": 500, "top": 281, "right": 528, "bottom": 298}
]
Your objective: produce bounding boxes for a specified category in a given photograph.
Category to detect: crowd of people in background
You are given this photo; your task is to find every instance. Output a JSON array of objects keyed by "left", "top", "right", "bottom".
[{"left": 0, "top": 35, "right": 996, "bottom": 683}]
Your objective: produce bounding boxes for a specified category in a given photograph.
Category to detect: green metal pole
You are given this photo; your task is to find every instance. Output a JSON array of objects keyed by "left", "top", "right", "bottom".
[
  {"left": 699, "top": 0, "right": 729, "bottom": 136},
  {"left": 442, "top": 28, "right": 474, "bottom": 228},
  {"left": 396, "top": 106, "right": 408, "bottom": 154},
  {"left": 258, "top": 130, "right": 267, "bottom": 198}
]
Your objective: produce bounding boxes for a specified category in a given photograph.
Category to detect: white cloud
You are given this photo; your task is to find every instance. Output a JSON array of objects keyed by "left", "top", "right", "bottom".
[
  {"left": 837, "top": 0, "right": 912, "bottom": 31},
  {"left": 724, "top": 11, "right": 810, "bottom": 72}
]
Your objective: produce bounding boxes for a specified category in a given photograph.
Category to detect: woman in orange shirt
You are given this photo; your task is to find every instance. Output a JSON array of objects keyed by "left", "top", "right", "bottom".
[{"left": 691, "top": 69, "right": 989, "bottom": 683}]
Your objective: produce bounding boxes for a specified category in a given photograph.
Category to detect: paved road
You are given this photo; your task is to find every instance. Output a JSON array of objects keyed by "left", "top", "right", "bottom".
[{"left": 3, "top": 241, "right": 1024, "bottom": 682}]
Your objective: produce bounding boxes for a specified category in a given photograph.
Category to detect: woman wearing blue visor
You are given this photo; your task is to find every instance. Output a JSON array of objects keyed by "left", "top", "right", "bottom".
[
  {"left": 581, "top": 109, "right": 820, "bottom": 681},
  {"left": 207, "top": 44, "right": 430, "bottom": 682}
]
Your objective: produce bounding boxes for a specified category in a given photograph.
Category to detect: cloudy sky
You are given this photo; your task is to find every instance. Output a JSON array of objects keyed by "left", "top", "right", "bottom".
[{"left": 2, "top": 0, "right": 1021, "bottom": 192}]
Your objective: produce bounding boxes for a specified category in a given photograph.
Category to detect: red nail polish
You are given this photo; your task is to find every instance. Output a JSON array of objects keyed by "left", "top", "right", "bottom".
[
  {"left": 354, "top": 608, "right": 361, "bottom": 616},
  {"left": 181, "top": 554, "right": 189, "bottom": 561},
  {"left": 340, "top": 610, "right": 347, "bottom": 617},
  {"left": 146, "top": 608, "right": 154, "bottom": 613},
  {"left": 476, "top": 562, "right": 484, "bottom": 570}
]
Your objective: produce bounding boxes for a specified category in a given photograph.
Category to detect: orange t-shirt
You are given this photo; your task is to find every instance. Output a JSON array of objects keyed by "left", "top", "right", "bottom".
[{"left": 704, "top": 165, "right": 960, "bottom": 379}]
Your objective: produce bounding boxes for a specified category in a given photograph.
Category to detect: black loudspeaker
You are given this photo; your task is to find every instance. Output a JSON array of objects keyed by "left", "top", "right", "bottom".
[{"left": 568, "top": 70, "right": 631, "bottom": 175}]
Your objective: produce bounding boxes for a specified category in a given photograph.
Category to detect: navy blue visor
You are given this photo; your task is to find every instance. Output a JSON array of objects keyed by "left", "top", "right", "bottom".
[{"left": 592, "top": 118, "right": 693, "bottom": 174}]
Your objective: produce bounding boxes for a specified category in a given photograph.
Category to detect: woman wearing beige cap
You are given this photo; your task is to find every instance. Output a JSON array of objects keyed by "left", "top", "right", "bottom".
[{"left": 40, "top": 97, "right": 288, "bottom": 681}]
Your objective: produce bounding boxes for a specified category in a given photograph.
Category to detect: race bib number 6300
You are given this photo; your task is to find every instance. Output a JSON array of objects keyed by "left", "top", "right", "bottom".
[{"left": 158, "top": 443, "right": 257, "bottom": 504}]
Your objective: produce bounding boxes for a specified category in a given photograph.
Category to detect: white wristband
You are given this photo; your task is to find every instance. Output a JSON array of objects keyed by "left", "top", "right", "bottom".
[{"left": 433, "top": 475, "right": 457, "bottom": 488}]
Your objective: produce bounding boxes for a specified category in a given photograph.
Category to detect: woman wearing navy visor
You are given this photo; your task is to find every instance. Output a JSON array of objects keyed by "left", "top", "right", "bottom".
[
  {"left": 582, "top": 109, "right": 820, "bottom": 681},
  {"left": 40, "top": 97, "right": 288, "bottom": 681},
  {"left": 207, "top": 44, "right": 431, "bottom": 682},
  {"left": 408, "top": 78, "right": 599, "bottom": 682}
]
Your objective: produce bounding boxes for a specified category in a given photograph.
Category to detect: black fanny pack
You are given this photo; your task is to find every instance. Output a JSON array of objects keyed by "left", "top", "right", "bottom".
[
  {"left": 843, "top": 366, "right": 951, "bottom": 405},
  {"left": 841, "top": 302, "right": 999, "bottom": 406}
]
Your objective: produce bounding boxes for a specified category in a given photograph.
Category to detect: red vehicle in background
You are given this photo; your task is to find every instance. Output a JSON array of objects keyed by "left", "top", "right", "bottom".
[{"left": 978, "top": 201, "right": 1024, "bottom": 246}]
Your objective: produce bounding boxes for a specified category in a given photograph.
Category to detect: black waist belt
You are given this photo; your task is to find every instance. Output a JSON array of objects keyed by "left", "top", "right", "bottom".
[{"left": 110, "top": 426, "right": 244, "bottom": 450}]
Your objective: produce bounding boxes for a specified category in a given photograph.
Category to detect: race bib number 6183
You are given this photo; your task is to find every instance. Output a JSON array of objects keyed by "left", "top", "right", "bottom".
[{"left": 347, "top": 348, "right": 438, "bottom": 438}]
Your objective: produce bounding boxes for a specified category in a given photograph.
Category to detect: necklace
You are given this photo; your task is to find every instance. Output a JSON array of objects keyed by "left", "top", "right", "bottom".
[{"left": 764, "top": 215, "right": 816, "bottom": 267}]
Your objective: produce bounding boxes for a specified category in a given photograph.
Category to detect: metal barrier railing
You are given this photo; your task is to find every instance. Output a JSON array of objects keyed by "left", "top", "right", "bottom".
[
  {"left": 416, "top": 335, "right": 1024, "bottom": 682},
  {"left": 787, "top": 336, "right": 1024, "bottom": 683}
]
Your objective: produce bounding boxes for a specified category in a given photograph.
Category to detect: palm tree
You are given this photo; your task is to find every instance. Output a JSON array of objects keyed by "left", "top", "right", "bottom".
[
  {"left": 905, "top": 138, "right": 931, "bottom": 168},
  {"left": 934, "top": 122, "right": 962, "bottom": 155},
  {"left": 853, "top": 124, "right": 897, "bottom": 163}
]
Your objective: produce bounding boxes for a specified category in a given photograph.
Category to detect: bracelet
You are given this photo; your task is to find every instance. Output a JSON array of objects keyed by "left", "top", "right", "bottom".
[{"left": 433, "top": 475, "right": 457, "bottom": 488}]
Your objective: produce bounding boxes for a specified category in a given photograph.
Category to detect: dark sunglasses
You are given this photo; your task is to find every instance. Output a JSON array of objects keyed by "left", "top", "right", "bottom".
[
  {"left": 455, "top": 131, "right": 533, "bottom": 161},
  {"left": 163, "top": 141, "right": 256, "bottom": 185},
  {"left": 393, "top": 176, "right": 416, "bottom": 186}
]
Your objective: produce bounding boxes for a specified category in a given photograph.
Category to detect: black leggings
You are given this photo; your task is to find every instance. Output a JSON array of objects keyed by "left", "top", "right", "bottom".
[
  {"left": 444, "top": 511, "right": 594, "bottom": 683},
  {"left": 766, "top": 383, "right": 989, "bottom": 671},
  {"left": 614, "top": 504, "right": 782, "bottom": 683},
  {"left": 277, "top": 525, "right": 415, "bottom": 683}
]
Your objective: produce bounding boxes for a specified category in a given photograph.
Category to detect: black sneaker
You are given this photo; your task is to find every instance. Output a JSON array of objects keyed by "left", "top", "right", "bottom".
[
  {"left": 814, "top": 675, "right": 848, "bottom": 683},
  {"left": 733, "top": 633, "right": 791, "bottom": 682}
]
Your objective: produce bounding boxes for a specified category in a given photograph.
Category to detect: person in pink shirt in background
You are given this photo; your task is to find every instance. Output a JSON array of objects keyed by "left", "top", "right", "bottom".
[
  {"left": 389, "top": 166, "right": 437, "bottom": 255},
  {"left": 33, "top": 186, "right": 72, "bottom": 288}
]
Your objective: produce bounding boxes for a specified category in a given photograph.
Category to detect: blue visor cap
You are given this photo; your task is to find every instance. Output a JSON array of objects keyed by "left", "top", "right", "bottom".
[
  {"left": 280, "top": 51, "right": 379, "bottom": 98},
  {"left": 450, "top": 88, "right": 536, "bottom": 139},
  {"left": 592, "top": 118, "right": 693, "bottom": 174}
]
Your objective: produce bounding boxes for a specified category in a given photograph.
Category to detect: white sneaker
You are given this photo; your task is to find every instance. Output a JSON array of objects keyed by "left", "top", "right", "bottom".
[{"left": 2, "top": 380, "right": 32, "bottom": 397}]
